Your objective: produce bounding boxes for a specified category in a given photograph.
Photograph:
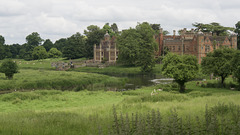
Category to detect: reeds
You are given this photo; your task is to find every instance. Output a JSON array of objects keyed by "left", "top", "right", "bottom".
[{"left": 106, "top": 103, "right": 240, "bottom": 135}]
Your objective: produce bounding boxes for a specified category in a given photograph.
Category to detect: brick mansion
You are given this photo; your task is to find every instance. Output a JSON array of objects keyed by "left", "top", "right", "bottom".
[
  {"left": 94, "top": 29, "right": 237, "bottom": 64},
  {"left": 155, "top": 28, "right": 237, "bottom": 63}
]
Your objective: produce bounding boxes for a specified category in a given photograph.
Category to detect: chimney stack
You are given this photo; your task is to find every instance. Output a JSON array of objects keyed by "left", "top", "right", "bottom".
[{"left": 160, "top": 28, "right": 163, "bottom": 34}]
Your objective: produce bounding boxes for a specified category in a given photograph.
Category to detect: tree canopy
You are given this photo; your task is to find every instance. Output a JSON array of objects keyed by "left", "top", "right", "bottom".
[
  {"left": 162, "top": 53, "right": 199, "bottom": 93},
  {"left": 48, "top": 48, "right": 62, "bottom": 58},
  {"left": 192, "top": 22, "right": 234, "bottom": 36},
  {"left": 62, "top": 32, "right": 86, "bottom": 59},
  {"left": 32, "top": 46, "right": 48, "bottom": 60},
  {"left": 201, "top": 48, "right": 236, "bottom": 87},
  {"left": 0, "top": 59, "right": 18, "bottom": 79},
  {"left": 117, "top": 22, "right": 158, "bottom": 72},
  {"left": 235, "top": 21, "right": 240, "bottom": 49},
  {"left": 84, "top": 25, "right": 105, "bottom": 58}
]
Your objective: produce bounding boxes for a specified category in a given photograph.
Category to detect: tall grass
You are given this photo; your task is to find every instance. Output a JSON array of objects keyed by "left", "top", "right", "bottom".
[{"left": 105, "top": 103, "right": 240, "bottom": 135}]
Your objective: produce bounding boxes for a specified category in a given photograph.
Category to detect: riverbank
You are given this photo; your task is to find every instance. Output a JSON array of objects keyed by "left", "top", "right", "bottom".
[
  {"left": 0, "top": 69, "right": 125, "bottom": 91},
  {"left": 71, "top": 64, "right": 162, "bottom": 75}
]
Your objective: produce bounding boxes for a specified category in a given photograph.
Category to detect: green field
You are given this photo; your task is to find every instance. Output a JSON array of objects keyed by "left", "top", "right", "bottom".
[
  {"left": 0, "top": 59, "right": 240, "bottom": 134},
  {"left": 0, "top": 81, "right": 239, "bottom": 134}
]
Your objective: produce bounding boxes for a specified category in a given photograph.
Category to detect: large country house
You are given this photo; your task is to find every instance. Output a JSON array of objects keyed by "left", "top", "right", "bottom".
[
  {"left": 94, "top": 28, "right": 237, "bottom": 64},
  {"left": 155, "top": 28, "right": 237, "bottom": 63}
]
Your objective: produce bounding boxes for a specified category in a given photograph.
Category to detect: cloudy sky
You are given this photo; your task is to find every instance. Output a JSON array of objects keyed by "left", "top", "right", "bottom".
[{"left": 0, "top": 0, "right": 239, "bottom": 44}]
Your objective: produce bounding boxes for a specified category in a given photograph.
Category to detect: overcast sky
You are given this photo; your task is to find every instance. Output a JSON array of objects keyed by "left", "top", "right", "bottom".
[{"left": 0, "top": 0, "right": 239, "bottom": 44}]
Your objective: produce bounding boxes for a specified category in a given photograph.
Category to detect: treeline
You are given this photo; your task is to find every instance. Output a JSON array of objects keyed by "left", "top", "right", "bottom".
[
  {"left": 0, "top": 23, "right": 120, "bottom": 61},
  {"left": 0, "top": 21, "right": 239, "bottom": 62}
]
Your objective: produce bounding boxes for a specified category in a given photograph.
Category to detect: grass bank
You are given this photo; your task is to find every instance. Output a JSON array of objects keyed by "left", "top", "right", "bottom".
[
  {"left": 0, "top": 69, "right": 125, "bottom": 91},
  {"left": 72, "top": 64, "right": 162, "bottom": 75},
  {"left": 0, "top": 82, "right": 239, "bottom": 134}
]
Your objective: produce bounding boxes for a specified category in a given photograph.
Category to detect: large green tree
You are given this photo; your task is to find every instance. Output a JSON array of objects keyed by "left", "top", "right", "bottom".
[
  {"left": 26, "top": 32, "right": 43, "bottom": 47},
  {"left": 162, "top": 53, "right": 199, "bottom": 93},
  {"left": 201, "top": 48, "right": 236, "bottom": 87},
  {"left": 32, "top": 46, "right": 48, "bottom": 60},
  {"left": 23, "top": 32, "right": 43, "bottom": 60},
  {"left": 117, "top": 22, "right": 158, "bottom": 72},
  {"left": 48, "top": 48, "right": 62, "bottom": 58},
  {"left": 54, "top": 38, "right": 67, "bottom": 52},
  {"left": 192, "top": 22, "right": 234, "bottom": 36},
  {"left": 0, "top": 59, "right": 18, "bottom": 79},
  {"left": 84, "top": 25, "right": 105, "bottom": 58},
  {"left": 63, "top": 32, "right": 86, "bottom": 59}
]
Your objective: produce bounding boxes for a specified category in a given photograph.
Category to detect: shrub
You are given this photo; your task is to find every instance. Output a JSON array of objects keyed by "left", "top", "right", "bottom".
[{"left": 0, "top": 59, "right": 19, "bottom": 79}]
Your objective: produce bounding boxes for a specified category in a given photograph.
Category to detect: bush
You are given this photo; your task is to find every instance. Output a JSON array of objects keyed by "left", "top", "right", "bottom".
[{"left": 0, "top": 59, "right": 19, "bottom": 79}]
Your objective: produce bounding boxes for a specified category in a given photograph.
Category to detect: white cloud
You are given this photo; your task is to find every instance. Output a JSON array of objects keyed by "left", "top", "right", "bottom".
[{"left": 0, "top": 0, "right": 239, "bottom": 44}]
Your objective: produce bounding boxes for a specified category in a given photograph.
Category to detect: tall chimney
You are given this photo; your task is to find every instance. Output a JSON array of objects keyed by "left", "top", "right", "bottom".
[
  {"left": 160, "top": 28, "right": 163, "bottom": 34},
  {"left": 173, "top": 30, "right": 176, "bottom": 39}
]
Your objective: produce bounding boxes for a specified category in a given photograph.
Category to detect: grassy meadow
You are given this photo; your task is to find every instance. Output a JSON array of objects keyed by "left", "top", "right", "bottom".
[
  {"left": 0, "top": 59, "right": 240, "bottom": 134},
  {"left": 0, "top": 82, "right": 240, "bottom": 134}
]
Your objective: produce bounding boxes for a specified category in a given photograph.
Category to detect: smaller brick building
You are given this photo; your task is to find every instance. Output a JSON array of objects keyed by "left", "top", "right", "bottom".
[
  {"left": 155, "top": 28, "right": 237, "bottom": 63},
  {"left": 93, "top": 32, "right": 119, "bottom": 63}
]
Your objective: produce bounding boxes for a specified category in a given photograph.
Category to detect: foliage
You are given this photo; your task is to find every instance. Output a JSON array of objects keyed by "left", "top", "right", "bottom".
[
  {"left": 26, "top": 32, "right": 43, "bottom": 47},
  {"left": 162, "top": 53, "right": 199, "bottom": 93},
  {"left": 42, "top": 39, "right": 54, "bottom": 51},
  {"left": 117, "top": 22, "right": 158, "bottom": 72},
  {"left": 107, "top": 103, "right": 240, "bottom": 135},
  {"left": 0, "top": 59, "right": 18, "bottom": 79},
  {"left": 62, "top": 32, "right": 86, "bottom": 59},
  {"left": 235, "top": 21, "right": 240, "bottom": 49},
  {"left": 192, "top": 22, "right": 234, "bottom": 36},
  {"left": 32, "top": 46, "right": 48, "bottom": 60},
  {"left": 48, "top": 48, "right": 62, "bottom": 58},
  {"left": 231, "top": 50, "right": 240, "bottom": 89},
  {"left": 0, "top": 35, "right": 5, "bottom": 45},
  {"left": 201, "top": 48, "right": 236, "bottom": 87},
  {"left": 54, "top": 38, "right": 67, "bottom": 52},
  {"left": 84, "top": 25, "right": 105, "bottom": 58}
]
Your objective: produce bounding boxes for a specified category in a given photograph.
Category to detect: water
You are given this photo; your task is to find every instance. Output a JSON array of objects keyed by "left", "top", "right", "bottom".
[{"left": 107, "top": 73, "right": 174, "bottom": 90}]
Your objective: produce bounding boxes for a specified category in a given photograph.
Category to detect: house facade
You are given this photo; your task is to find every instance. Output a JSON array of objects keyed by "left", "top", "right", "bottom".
[
  {"left": 155, "top": 28, "right": 237, "bottom": 63},
  {"left": 93, "top": 32, "right": 118, "bottom": 63}
]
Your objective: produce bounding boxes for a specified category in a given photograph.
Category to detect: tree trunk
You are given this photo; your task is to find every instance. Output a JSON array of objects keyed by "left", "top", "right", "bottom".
[
  {"left": 221, "top": 76, "right": 225, "bottom": 88},
  {"left": 179, "top": 82, "right": 185, "bottom": 93}
]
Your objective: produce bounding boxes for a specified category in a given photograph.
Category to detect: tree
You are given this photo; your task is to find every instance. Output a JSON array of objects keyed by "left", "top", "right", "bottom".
[
  {"left": 235, "top": 21, "right": 240, "bottom": 49},
  {"left": 84, "top": 25, "right": 105, "bottom": 58},
  {"left": 201, "top": 48, "right": 235, "bottom": 87},
  {"left": 48, "top": 48, "right": 62, "bottom": 58},
  {"left": 54, "top": 38, "right": 67, "bottom": 52},
  {"left": 162, "top": 53, "right": 199, "bottom": 93},
  {"left": 231, "top": 50, "right": 240, "bottom": 89},
  {"left": 111, "top": 23, "right": 119, "bottom": 34},
  {"left": 0, "top": 35, "right": 5, "bottom": 45},
  {"left": 117, "top": 28, "right": 142, "bottom": 66},
  {"left": 63, "top": 32, "right": 86, "bottom": 59},
  {"left": 136, "top": 22, "right": 158, "bottom": 72},
  {"left": 32, "top": 46, "right": 48, "bottom": 60},
  {"left": 117, "top": 22, "right": 157, "bottom": 72},
  {"left": 0, "top": 59, "right": 18, "bottom": 79},
  {"left": 43, "top": 39, "right": 54, "bottom": 51},
  {"left": 192, "top": 22, "right": 234, "bottom": 36},
  {"left": 26, "top": 32, "right": 43, "bottom": 47}
]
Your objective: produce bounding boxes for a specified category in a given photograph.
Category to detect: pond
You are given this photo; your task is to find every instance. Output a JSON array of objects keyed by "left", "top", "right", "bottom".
[{"left": 105, "top": 73, "right": 174, "bottom": 91}]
